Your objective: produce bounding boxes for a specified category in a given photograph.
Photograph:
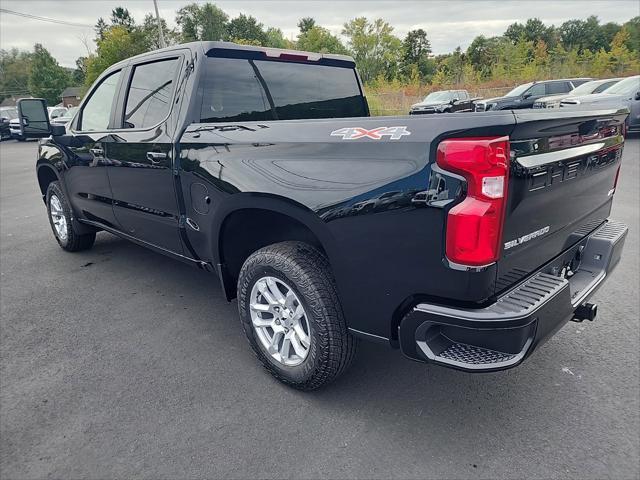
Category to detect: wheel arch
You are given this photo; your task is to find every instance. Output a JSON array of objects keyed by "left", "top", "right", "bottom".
[
  {"left": 211, "top": 193, "right": 338, "bottom": 301},
  {"left": 36, "top": 163, "right": 61, "bottom": 202}
]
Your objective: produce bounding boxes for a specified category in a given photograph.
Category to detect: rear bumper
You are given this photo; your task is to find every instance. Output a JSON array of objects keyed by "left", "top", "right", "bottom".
[{"left": 398, "top": 220, "right": 628, "bottom": 372}]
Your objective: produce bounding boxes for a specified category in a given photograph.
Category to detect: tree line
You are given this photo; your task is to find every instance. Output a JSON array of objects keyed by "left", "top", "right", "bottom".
[{"left": 1, "top": 3, "right": 638, "bottom": 106}]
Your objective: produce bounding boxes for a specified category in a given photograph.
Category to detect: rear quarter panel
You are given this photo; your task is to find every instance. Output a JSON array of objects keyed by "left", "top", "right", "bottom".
[{"left": 178, "top": 113, "right": 515, "bottom": 339}]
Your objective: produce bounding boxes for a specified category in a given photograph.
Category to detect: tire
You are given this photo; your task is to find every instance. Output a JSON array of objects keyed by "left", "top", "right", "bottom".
[
  {"left": 46, "top": 181, "right": 95, "bottom": 252},
  {"left": 238, "top": 241, "right": 357, "bottom": 390}
]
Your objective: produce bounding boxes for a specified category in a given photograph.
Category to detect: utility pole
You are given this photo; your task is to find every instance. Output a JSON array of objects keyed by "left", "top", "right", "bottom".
[{"left": 153, "top": 0, "right": 166, "bottom": 49}]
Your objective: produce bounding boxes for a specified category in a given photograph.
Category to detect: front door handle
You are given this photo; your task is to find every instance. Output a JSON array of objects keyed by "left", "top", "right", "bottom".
[
  {"left": 90, "top": 147, "right": 104, "bottom": 156},
  {"left": 146, "top": 151, "right": 167, "bottom": 164}
]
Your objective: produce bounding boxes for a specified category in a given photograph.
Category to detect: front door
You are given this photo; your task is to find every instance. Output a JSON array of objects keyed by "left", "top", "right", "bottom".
[
  {"left": 65, "top": 69, "right": 123, "bottom": 228},
  {"left": 105, "top": 56, "right": 184, "bottom": 254}
]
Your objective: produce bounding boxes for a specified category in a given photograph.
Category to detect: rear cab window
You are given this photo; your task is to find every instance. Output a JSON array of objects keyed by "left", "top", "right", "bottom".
[
  {"left": 199, "top": 54, "right": 367, "bottom": 122},
  {"left": 546, "top": 82, "right": 572, "bottom": 95},
  {"left": 122, "top": 58, "right": 180, "bottom": 129}
]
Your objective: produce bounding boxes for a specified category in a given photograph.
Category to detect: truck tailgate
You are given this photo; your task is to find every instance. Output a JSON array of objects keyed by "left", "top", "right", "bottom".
[{"left": 495, "top": 108, "right": 627, "bottom": 294}]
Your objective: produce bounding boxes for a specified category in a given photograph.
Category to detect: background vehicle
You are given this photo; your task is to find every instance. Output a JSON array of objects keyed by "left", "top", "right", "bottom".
[
  {"left": 561, "top": 75, "right": 640, "bottom": 131},
  {"left": 50, "top": 106, "right": 78, "bottom": 128},
  {"left": 409, "top": 90, "right": 478, "bottom": 114},
  {"left": 533, "top": 78, "right": 622, "bottom": 109},
  {"left": 475, "top": 78, "right": 592, "bottom": 111},
  {"left": 0, "top": 106, "right": 18, "bottom": 140},
  {"left": 47, "top": 106, "right": 67, "bottom": 119},
  {"left": 19, "top": 42, "right": 628, "bottom": 390}
]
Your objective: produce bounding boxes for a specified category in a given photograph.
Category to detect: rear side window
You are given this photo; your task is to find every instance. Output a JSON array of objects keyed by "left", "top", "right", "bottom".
[
  {"left": 546, "top": 82, "right": 572, "bottom": 95},
  {"left": 80, "top": 70, "right": 121, "bottom": 131},
  {"left": 123, "top": 58, "right": 179, "bottom": 129},
  {"left": 200, "top": 57, "right": 367, "bottom": 122}
]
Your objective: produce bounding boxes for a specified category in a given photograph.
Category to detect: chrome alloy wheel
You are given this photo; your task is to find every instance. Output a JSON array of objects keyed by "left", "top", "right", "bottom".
[
  {"left": 249, "top": 276, "right": 311, "bottom": 366},
  {"left": 49, "top": 194, "right": 68, "bottom": 241}
]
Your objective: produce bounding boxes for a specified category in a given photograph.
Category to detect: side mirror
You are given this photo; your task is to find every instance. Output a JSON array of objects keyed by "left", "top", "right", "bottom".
[
  {"left": 17, "top": 99, "right": 52, "bottom": 138},
  {"left": 635, "top": 91, "right": 640, "bottom": 100},
  {"left": 522, "top": 92, "right": 532, "bottom": 99},
  {"left": 451, "top": 99, "right": 459, "bottom": 104}
]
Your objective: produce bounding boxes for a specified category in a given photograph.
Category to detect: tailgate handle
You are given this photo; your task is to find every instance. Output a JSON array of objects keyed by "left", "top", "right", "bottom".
[{"left": 517, "top": 143, "right": 605, "bottom": 168}]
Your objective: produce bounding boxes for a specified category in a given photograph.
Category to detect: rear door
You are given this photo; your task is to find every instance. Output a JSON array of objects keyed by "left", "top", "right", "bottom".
[
  {"left": 495, "top": 108, "right": 626, "bottom": 293},
  {"left": 105, "top": 54, "right": 185, "bottom": 253}
]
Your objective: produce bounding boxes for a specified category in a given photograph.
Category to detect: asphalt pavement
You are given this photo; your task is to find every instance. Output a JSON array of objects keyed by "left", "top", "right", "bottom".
[{"left": 1, "top": 138, "right": 639, "bottom": 479}]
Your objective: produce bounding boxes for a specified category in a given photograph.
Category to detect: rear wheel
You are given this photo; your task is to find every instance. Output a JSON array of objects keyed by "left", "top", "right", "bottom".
[
  {"left": 237, "top": 241, "right": 357, "bottom": 390},
  {"left": 46, "top": 181, "right": 95, "bottom": 252}
]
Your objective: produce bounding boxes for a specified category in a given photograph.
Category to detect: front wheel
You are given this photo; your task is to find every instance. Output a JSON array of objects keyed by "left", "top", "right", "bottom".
[
  {"left": 46, "top": 181, "right": 95, "bottom": 252},
  {"left": 237, "top": 242, "right": 357, "bottom": 390}
]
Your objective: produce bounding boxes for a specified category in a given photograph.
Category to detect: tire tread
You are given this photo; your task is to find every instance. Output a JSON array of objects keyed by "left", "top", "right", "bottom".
[{"left": 238, "top": 241, "right": 356, "bottom": 390}]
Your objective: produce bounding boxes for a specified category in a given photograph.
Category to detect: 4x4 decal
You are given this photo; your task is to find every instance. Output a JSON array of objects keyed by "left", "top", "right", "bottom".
[{"left": 330, "top": 126, "right": 411, "bottom": 140}]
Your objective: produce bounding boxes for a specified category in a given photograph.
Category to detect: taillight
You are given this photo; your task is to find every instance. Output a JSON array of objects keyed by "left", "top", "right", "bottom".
[{"left": 436, "top": 136, "right": 510, "bottom": 267}]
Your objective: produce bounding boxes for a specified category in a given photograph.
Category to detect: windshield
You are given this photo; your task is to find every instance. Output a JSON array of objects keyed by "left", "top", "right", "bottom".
[
  {"left": 0, "top": 107, "right": 18, "bottom": 119},
  {"left": 570, "top": 81, "right": 607, "bottom": 96},
  {"left": 62, "top": 107, "right": 79, "bottom": 118},
  {"left": 423, "top": 91, "right": 452, "bottom": 102},
  {"left": 604, "top": 76, "right": 640, "bottom": 96},
  {"left": 505, "top": 83, "right": 533, "bottom": 97}
]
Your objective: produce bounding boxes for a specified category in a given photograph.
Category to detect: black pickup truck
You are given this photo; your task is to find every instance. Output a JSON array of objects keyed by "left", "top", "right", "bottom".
[
  {"left": 475, "top": 78, "right": 592, "bottom": 111},
  {"left": 409, "top": 90, "right": 478, "bottom": 114},
  {"left": 18, "top": 42, "right": 628, "bottom": 390}
]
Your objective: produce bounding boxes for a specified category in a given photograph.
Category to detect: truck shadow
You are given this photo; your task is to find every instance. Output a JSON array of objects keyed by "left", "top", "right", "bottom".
[{"left": 86, "top": 233, "right": 573, "bottom": 434}]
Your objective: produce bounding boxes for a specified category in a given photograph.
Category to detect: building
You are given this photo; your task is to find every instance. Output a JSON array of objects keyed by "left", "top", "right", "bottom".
[{"left": 60, "top": 87, "right": 83, "bottom": 107}]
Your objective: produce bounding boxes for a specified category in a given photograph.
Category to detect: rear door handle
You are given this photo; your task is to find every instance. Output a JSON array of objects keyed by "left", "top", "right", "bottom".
[
  {"left": 146, "top": 151, "right": 167, "bottom": 164},
  {"left": 90, "top": 147, "right": 104, "bottom": 156}
]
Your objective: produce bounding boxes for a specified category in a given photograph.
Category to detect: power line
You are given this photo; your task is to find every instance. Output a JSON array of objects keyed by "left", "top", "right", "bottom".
[{"left": 0, "top": 8, "right": 93, "bottom": 28}]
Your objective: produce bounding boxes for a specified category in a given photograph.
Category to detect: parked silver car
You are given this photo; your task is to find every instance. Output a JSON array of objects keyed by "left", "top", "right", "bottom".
[
  {"left": 560, "top": 75, "right": 640, "bottom": 131},
  {"left": 533, "top": 78, "right": 623, "bottom": 109}
]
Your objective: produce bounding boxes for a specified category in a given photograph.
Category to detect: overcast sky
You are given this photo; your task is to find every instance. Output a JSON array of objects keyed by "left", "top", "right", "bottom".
[{"left": 1, "top": 0, "right": 638, "bottom": 68}]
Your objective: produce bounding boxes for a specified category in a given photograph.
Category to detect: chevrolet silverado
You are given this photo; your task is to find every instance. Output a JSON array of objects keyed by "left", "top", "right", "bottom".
[{"left": 18, "top": 42, "right": 628, "bottom": 390}]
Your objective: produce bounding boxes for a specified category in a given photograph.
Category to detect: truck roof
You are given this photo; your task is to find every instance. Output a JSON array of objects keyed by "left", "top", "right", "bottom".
[{"left": 108, "top": 41, "right": 356, "bottom": 71}]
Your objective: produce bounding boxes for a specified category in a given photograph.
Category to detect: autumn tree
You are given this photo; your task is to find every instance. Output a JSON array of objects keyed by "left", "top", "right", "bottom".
[
  {"left": 84, "top": 26, "right": 147, "bottom": 87},
  {"left": 342, "top": 17, "right": 402, "bottom": 82},
  {"left": 227, "top": 14, "right": 268, "bottom": 44},
  {"left": 176, "top": 2, "right": 228, "bottom": 41},
  {"left": 297, "top": 26, "right": 348, "bottom": 54},
  {"left": 400, "top": 29, "right": 434, "bottom": 80},
  {"left": 0, "top": 49, "right": 32, "bottom": 103},
  {"left": 297, "top": 17, "right": 316, "bottom": 34},
  {"left": 28, "top": 44, "right": 70, "bottom": 104}
]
